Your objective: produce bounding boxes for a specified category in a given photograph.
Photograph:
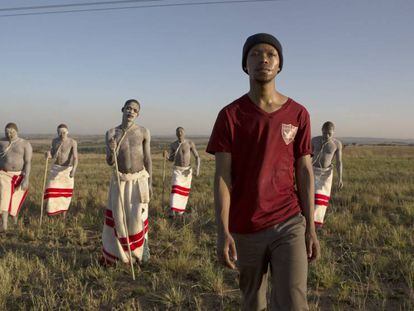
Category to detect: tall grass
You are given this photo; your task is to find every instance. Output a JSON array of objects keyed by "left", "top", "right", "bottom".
[{"left": 0, "top": 145, "right": 412, "bottom": 309}]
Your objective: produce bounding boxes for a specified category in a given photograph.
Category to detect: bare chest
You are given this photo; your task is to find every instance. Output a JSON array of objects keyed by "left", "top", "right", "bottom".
[
  {"left": 316, "top": 141, "right": 337, "bottom": 156},
  {"left": 118, "top": 131, "right": 144, "bottom": 151},
  {"left": 54, "top": 140, "right": 73, "bottom": 154},
  {"left": 0, "top": 143, "right": 25, "bottom": 163},
  {"left": 177, "top": 143, "right": 191, "bottom": 155}
]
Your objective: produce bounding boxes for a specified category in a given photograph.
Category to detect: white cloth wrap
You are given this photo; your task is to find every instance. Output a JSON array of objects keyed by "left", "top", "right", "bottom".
[
  {"left": 313, "top": 165, "right": 333, "bottom": 225},
  {"left": 102, "top": 168, "right": 150, "bottom": 263},
  {"left": 44, "top": 164, "right": 74, "bottom": 216},
  {"left": 0, "top": 170, "right": 27, "bottom": 217},
  {"left": 169, "top": 166, "right": 192, "bottom": 214}
]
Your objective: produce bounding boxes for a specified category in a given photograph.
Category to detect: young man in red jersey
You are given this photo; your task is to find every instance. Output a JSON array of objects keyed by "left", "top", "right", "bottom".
[{"left": 207, "top": 33, "right": 320, "bottom": 310}]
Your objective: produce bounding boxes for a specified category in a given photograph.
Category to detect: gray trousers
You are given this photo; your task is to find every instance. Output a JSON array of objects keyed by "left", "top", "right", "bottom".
[{"left": 233, "top": 214, "right": 309, "bottom": 311}]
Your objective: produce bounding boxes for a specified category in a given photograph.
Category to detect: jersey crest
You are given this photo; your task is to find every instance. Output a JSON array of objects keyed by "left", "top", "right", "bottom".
[{"left": 281, "top": 123, "right": 298, "bottom": 145}]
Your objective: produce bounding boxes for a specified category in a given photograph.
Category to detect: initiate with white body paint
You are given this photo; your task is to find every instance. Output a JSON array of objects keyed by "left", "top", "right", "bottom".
[
  {"left": 44, "top": 124, "right": 78, "bottom": 218},
  {"left": 101, "top": 99, "right": 153, "bottom": 265},
  {"left": 0, "top": 123, "right": 32, "bottom": 232},
  {"left": 164, "top": 127, "right": 200, "bottom": 218},
  {"left": 312, "top": 121, "right": 343, "bottom": 227}
]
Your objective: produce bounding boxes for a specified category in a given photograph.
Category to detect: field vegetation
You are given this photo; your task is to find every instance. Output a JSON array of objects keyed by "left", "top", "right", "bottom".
[{"left": 0, "top": 142, "right": 413, "bottom": 310}]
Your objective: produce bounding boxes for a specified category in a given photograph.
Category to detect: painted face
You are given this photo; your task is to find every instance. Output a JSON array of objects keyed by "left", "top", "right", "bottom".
[
  {"left": 57, "top": 127, "right": 68, "bottom": 139},
  {"left": 176, "top": 128, "right": 185, "bottom": 139},
  {"left": 122, "top": 102, "right": 140, "bottom": 122},
  {"left": 322, "top": 127, "right": 334, "bottom": 140},
  {"left": 5, "top": 127, "right": 17, "bottom": 140},
  {"left": 245, "top": 43, "right": 280, "bottom": 82}
]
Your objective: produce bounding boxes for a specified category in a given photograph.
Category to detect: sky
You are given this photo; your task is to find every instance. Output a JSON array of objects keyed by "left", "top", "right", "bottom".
[{"left": 0, "top": 0, "right": 413, "bottom": 139}]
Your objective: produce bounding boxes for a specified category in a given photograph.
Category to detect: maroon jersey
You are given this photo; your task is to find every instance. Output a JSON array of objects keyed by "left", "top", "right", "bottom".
[{"left": 206, "top": 94, "right": 312, "bottom": 233}]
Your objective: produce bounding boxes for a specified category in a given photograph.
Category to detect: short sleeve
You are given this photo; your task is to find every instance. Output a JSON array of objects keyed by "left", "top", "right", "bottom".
[
  {"left": 206, "top": 108, "right": 233, "bottom": 155},
  {"left": 294, "top": 108, "right": 312, "bottom": 159}
]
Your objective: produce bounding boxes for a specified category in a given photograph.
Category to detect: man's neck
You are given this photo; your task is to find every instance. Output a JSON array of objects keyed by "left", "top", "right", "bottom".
[
  {"left": 8, "top": 136, "right": 19, "bottom": 143},
  {"left": 59, "top": 136, "right": 68, "bottom": 141},
  {"left": 178, "top": 137, "right": 185, "bottom": 143},
  {"left": 248, "top": 79, "right": 286, "bottom": 110},
  {"left": 322, "top": 136, "right": 333, "bottom": 143},
  {"left": 121, "top": 121, "right": 134, "bottom": 130}
]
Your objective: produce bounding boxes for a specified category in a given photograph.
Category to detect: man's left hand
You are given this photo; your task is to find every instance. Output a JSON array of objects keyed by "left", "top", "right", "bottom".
[
  {"left": 20, "top": 177, "right": 29, "bottom": 191},
  {"left": 306, "top": 229, "right": 321, "bottom": 263},
  {"left": 337, "top": 180, "right": 343, "bottom": 190}
]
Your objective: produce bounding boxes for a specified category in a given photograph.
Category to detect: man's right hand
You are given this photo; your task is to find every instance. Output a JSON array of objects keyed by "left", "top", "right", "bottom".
[
  {"left": 217, "top": 232, "right": 238, "bottom": 269},
  {"left": 45, "top": 151, "right": 52, "bottom": 159},
  {"left": 163, "top": 150, "right": 169, "bottom": 159}
]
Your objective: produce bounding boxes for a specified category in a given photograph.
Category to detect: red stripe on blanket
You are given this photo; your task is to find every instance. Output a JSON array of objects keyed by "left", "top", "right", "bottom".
[
  {"left": 119, "top": 231, "right": 144, "bottom": 244},
  {"left": 128, "top": 237, "right": 145, "bottom": 251},
  {"left": 8, "top": 175, "right": 25, "bottom": 214},
  {"left": 315, "top": 200, "right": 329, "bottom": 206},
  {"left": 45, "top": 188, "right": 73, "bottom": 194},
  {"left": 105, "top": 209, "right": 113, "bottom": 218},
  {"left": 102, "top": 248, "right": 118, "bottom": 261},
  {"left": 171, "top": 189, "right": 189, "bottom": 197},
  {"left": 44, "top": 193, "right": 73, "bottom": 199},
  {"left": 105, "top": 218, "right": 115, "bottom": 227},
  {"left": 171, "top": 207, "right": 186, "bottom": 212},
  {"left": 314, "top": 221, "right": 324, "bottom": 228},
  {"left": 315, "top": 193, "right": 330, "bottom": 200},
  {"left": 47, "top": 209, "right": 68, "bottom": 216},
  {"left": 172, "top": 185, "right": 190, "bottom": 192}
]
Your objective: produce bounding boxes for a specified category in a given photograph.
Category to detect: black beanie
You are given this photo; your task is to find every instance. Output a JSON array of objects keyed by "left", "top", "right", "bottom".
[{"left": 242, "top": 33, "right": 283, "bottom": 74}]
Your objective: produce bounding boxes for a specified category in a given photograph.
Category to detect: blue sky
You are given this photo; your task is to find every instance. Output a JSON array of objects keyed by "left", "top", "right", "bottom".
[{"left": 1, "top": 0, "right": 413, "bottom": 139}]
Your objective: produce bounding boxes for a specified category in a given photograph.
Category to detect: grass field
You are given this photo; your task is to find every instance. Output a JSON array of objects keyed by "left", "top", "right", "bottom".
[{"left": 0, "top": 144, "right": 413, "bottom": 310}]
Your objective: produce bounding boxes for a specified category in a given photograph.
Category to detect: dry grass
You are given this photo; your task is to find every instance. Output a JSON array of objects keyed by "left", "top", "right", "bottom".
[{"left": 0, "top": 145, "right": 413, "bottom": 310}]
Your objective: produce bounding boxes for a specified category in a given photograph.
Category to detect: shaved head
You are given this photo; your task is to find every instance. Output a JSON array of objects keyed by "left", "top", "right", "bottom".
[
  {"left": 57, "top": 124, "right": 68, "bottom": 130},
  {"left": 5, "top": 122, "right": 18, "bottom": 132},
  {"left": 123, "top": 99, "right": 141, "bottom": 111},
  {"left": 322, "top": 121, "right": 335, "bottom": 131}
]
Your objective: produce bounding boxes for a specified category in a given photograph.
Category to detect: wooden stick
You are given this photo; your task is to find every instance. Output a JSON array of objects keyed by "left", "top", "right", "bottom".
[
  {"left": 112, "top": 149, "right": 136, "bottom": 281},
  {"left": 39, "top": 157, "right": 49, "bottom": 227},
  {"left": 161, "top": 151, "right": 167, "bottom": 211}
]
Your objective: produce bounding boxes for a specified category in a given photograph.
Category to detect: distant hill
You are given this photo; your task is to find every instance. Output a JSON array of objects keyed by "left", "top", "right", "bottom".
[
  {"left": 17, "top": 134, "right": 414, "bottom": 149},
  {"left": 339, "top": 137, "right": 414, "bottom": 146}
]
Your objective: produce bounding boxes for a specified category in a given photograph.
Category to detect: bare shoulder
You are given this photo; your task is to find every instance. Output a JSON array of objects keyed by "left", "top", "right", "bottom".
[
  {"left": 137, "top": 125, "right": 151, "bottom": 140},
  {"left": 334, "top": 138, "right": 343, "bottom": 149},
  {"left": 312, "top": 136, "right": 322, "bottom": 144},
  {"left": 188, "top": 140, "right": 196, "bottom": 148},
  {"left": 106, "top": 127, "right": 117, "bottom": 138},
  {"left": 70, "top": 138, "right": 78, "bottom": 147},
  {"left": 21, "top": 139, "right": 32, "bottom": 149}
]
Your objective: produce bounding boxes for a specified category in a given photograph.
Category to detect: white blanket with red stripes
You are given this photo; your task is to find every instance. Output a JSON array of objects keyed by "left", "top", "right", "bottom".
[
  {"left": 170, "top": 166, "right": 192, "bottom": 214},
  {"left": 313, "top": 165, "right": 333, "bottom": 227},
  {"left": 0, "top": 170, "right": 28, "bottom": 217},
  {"left": 102, "top": 168, "right": 150, "bottom": 264},
  {"left": 44, "top": 164, "right": 74, "bottom": 216}
]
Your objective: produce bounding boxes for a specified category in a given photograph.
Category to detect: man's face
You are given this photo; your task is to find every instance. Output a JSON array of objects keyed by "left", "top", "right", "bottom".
[
  {"left": 5, "top": 127, "right": 17, "bottom": 141},
  {"left": 122, "top": 102, "right": 140, "bottom": 122},
  {"left": 322, "top": 127, "right": 334, "bottom": 140},
  {"left": 245, "top": 43, "right": 280, "bottom": 83},
  {"left": 176, "top": 128, "right": 185, "bottom": 139},
  {"left": 58, "top": 127, "right": 68, "bottom": 139}
]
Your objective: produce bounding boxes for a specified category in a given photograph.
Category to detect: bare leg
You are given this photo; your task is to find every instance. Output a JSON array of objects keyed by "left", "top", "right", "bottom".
[
  {"left": 1, "top": 212, "right": 8, "bottom": 232},
  {"left": 12, "top": 216, "right": 18, "bottom": 225}
]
